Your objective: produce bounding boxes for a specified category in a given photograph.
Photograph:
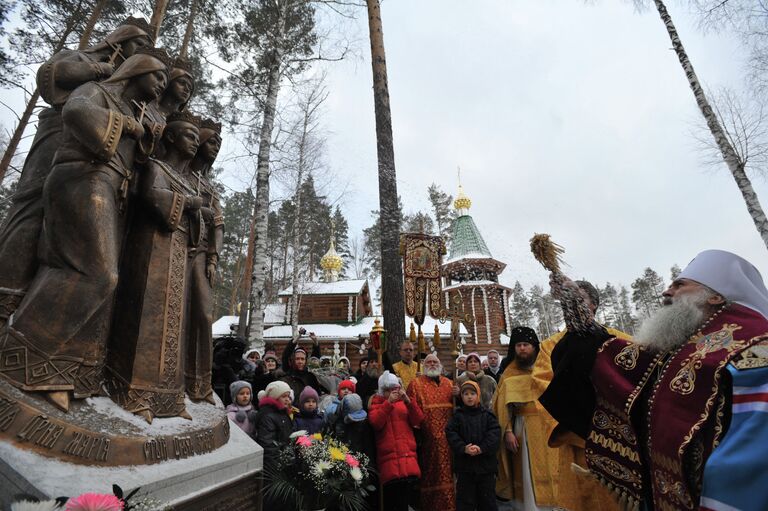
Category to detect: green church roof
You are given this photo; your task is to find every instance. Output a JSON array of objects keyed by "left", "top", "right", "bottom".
[{"left": 446, "top": 214, "right": 493, "bottom": 263}]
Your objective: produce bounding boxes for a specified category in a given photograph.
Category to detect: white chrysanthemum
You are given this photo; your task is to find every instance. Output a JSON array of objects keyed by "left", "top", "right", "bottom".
[
  {"left": 314, "top": 460, "right": 332, "bottom": 476},
  {"left": 11, "top": 501, "right": 61, "bottom": 511},
  {"left": 350, "top": 466, "right": 363, "bottom": 481}
]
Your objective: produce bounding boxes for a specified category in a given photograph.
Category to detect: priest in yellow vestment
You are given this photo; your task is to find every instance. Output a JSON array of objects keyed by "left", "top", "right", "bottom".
[
  {"left": 492, "top": 326, "right": 559, "bottom": 509},
  {"left": 392, "top": 340, "right": 418, "bottom": 392},
  {"left": 530, "top": 280, "right": 630, "bottom": 511}
]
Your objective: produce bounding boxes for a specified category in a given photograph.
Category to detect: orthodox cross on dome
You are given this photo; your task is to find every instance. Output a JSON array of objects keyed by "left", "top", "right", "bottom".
[
  {"left": 320, "top": 221, "right": 343, "bottom": 283},
  {"left": 454, "top": 166, "right": 472, "bottom": 215}
]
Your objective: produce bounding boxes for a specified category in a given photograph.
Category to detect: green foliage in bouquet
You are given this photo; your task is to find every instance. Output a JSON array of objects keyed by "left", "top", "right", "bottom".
[{"left": 264, "top": 432, "right": 375, "bottom": 511}]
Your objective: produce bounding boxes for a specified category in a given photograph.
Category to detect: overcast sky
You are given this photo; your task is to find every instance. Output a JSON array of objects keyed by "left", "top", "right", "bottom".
[
  {"left": 2, "top": 0, "right": 766, "bottom": 295},
  {"left": 316, "top": 0, "right": 768, "bottom": 291}
]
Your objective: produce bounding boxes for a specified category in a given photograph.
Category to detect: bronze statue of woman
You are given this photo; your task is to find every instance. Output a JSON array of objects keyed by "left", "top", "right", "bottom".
[
  {"left": 0, "top": 50, "right": 171, "bottom": 412},
  {"left": 183, "top": 118, "right": 224, "bottom": 404},
  {"left": 0, "top": 17, "right": 154, "bottom": 322},
  {"left": 107, "top": 111, "right": 203, "bottom": 423}
]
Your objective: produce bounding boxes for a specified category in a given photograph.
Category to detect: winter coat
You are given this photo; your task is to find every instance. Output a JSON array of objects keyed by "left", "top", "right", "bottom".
[
  {"left": 444, "top": 405, "right": 501, "bottom": 474},
  {"left": 368, "top": 394, "right": 425, "bottom": 484},
  {"left": 294, "top": 409, "right": 323, "bottom": 435},
  {"left": 333, "top": 419, "right": 377, "bottom": 465},
  {"left": 456, "top": 370, "right": 497, "bottom": 409},
  {"left": 255, "top": 397, "right": 294, "bottom": 465},
  {"left": 355, "top": 374, "right": 379, "bottom": 410},
  {"left": 277, "top": 369, "right": 327, "bottom": 405},
  {"left": 226, "top": 403, "right": 257, "bottom": 437}
]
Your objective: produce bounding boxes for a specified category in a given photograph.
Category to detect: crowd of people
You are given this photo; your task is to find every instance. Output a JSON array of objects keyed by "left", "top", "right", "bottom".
[{"left": 219, "top": 249, "right": 768, "bottom": 511}]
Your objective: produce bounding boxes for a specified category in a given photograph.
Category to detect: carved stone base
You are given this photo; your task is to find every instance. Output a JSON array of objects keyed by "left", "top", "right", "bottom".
[
  {"left": 0, "top": 373, "right": 262, "bottom": 509},
  {"left": 0, "top": 420, "right": 262, "bottom": 510},
  {"left": 0, "top": 377, "right": 230, "bottom": 466}
]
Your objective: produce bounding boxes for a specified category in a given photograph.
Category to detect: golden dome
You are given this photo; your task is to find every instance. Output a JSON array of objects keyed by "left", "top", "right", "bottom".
[
  {"left": 320, "top": 239, "right": 343, "bottom": 273},
  {"left": 454, "top": 184, "right": 472, "bottom": 211}
]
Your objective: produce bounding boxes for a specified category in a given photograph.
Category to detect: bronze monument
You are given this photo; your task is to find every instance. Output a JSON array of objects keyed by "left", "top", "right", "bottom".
[{"left": 0, "top": 17, "right": 228, "bottom": 458}]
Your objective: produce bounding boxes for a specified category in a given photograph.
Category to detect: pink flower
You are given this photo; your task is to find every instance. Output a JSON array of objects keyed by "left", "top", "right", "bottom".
[
  {"left": 345, "top": 453, "right": 359, "bottom": 467},
  {"left": 66, "top": 493, "right": 124, "bottom": 511},
  {"left": 296, "top": 435, "right": 313, "bottom": 447}
]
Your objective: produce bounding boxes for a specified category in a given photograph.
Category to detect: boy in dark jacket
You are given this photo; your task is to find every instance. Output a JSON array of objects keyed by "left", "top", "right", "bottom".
[{"left": 445, "top": 380, "right": 501, "bottom": 511}]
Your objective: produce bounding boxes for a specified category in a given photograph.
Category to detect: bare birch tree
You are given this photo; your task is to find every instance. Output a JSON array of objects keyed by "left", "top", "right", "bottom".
[
  {"left": 637, "top": 0, "right": 768, "bottom": 248},
  {"left": 283, "top": 81, "right": 329, "bottom": 341}
]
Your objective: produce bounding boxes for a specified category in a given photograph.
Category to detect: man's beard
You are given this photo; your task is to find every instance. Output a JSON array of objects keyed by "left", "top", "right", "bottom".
[
  {"left": 633, "top": 289, "right": 712, "bottom": 352},
  {"left": 366, "top": 365, "right": 381, "bottom": 378},
  {"left": 425, "top": 365, "right": 442, "bottom": 378},
  {"left": 515, "top": 352, "right": 536, "bottom": 368}
]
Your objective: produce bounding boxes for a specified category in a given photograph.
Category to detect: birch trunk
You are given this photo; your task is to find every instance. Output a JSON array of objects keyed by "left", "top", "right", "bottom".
[
  {"left": 653, "top": 0, "right": 768, "bottom": 248},
  {"left": 366, "top": 0, "right": 405, "bottom": 359},
  {"left": 238, "top": 17, "right": 285, "bottom": 344}
]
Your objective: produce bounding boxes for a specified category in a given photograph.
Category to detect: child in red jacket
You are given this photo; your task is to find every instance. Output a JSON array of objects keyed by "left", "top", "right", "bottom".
[{"left": 368, "top": 370, "right": 425, "bottom": 511}]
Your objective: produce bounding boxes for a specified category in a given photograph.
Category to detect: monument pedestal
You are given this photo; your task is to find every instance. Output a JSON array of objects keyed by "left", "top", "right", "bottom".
[{"left": 0, "top": 379, "right": 262, "bottom": 510}]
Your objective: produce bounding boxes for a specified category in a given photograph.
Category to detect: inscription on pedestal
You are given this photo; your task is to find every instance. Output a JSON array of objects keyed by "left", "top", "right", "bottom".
[
  {"left": 0, "top": 386, "right": 230, "bottom": 466},
  {"left": 0, "top": 397, "right": 20, "bottom": 431},
  {"left": 17, "top": 415, "right": 64, "bottom": 449},
  {"left": 63, "top": 432, "right": 110, "bottom": 462}
]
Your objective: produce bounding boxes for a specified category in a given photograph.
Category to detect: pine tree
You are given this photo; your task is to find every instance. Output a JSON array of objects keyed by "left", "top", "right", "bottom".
[
  {"left": 631, "top": 267, "right": 664, "bottom": 317},
  {"left": 427, "top": 183, "right": 455, "bottom": 246},
  {"left": 670, "top": 264, "right": 681, "bottom": 280},
  {"left": 403, "top": 211, "right": 435, "bottom": 234},
  {"left": 361, "top": 196, "right": 404, "bottom": 279},
  {"left": 332, "top": 206, "right": 351, "bottom": 278},
  {"left": 215, "top": 189, "right": 257, "bottom": 316},
  {"left": 618, "top": 285, "right": 636, "bottom": 334},
  {"left": 509, "top": 281, "right": 534, "bottom": 328}
]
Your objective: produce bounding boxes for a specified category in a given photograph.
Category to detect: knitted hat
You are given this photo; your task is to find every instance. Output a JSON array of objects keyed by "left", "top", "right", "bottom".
[
  {"left": 229, "top": 380, "right": 252, "bottom": 403},
  {"left": 377, "top": 370, "right": 400, "bottom": 395},
  {"left": 243, "top": 349, "right": 260, "bottom": 360},
  {"left": 338, "top": 379, "right": 356, "bottom": 397},
  {"left": 258, "top": 380, "right": 291, "bottom": 402},
  {"left": 263, "top": 353, "right": 278, "bottom": 363},
  {"left": 299, "top": 386, "right": 319, "bottom": 406},
  {"left": 340, "top": 393, "right": 367, "bottom": 423}
]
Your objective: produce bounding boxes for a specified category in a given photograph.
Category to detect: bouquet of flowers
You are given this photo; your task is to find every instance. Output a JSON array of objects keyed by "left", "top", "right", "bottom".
[{"left": 265, "top": 432, "right": 374, "bottom": 511}]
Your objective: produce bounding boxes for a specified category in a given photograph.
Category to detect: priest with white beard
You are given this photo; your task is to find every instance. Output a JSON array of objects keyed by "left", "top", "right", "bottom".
[{"left": 539, "top": 250, "right": 768, "bottom": 511}]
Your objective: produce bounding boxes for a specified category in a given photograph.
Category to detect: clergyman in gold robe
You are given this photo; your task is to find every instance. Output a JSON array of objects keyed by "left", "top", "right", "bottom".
[
  {"left": 530, "top": 280, "right": 630, "bottom": 511},
  {"left": 492, "top": 326, "right": 559, "bottom": 510}
]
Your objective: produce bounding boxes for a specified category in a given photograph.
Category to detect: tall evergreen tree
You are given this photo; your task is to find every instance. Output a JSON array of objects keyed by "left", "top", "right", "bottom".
[
  {"left": 670, "top": 264, "right": 681, "bottom": 280},
  {"left": 403, "top": 211, "right": 435, "bottom": 234},
  {"left": 428, "top": 183, "right": 455, "bottom": 245},
  {"left": 631, "top": 267, "right": 664, "bottom": 317},
  {"left": 366, "top": 0, "right": 405, "bottom": 357},
  {"left": 509, "top": 281, "right": 534, "bottom": 328}
]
